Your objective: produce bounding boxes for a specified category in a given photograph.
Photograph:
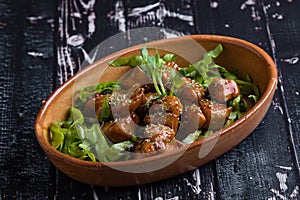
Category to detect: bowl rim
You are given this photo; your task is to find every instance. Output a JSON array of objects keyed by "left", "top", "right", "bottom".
[{"left": 34, "top": 34, "right": 278, "bottom": 170}]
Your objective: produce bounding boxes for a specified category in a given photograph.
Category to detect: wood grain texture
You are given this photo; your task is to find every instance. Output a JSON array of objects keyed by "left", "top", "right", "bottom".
[
  {"left": 0, "top": 0, "right": 55, "bottom": 199},
  {"left": 261, "top": 0, "right": 300, "bottom": 173},
  {"left": 194, "top": 0, "right": 300, "bottom": 199},
  {"left": 1, "top": 0, "right": 299, "bottom": 199}
]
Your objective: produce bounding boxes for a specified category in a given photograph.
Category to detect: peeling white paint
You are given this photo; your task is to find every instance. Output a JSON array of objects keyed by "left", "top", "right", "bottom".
[
  {"left": 272, "top": 13, "right": 284, "bottom": 20},
  {"left": 290, "top": 186, "right": 299, "bottom": 198},
  {"left": 251, "top": 6, "right": 261, "bottom": 21},
  {"left": 270, "top": 189, "right": 288, "bottom": 200},
  {"left": 154, "top": 196, "right": 179, "bottom": 200},
  {"left": 210, "top": 1, "right": 219, "bottom": 9},
  {"left": 272, "top": 100, "right": 283, "bottom": 115},
  {"left": 128, "top": 2, "right": 161, "bottom": 17},
  {"left": 160, "top": 28, "right": 185, "bottom": 39},
  {"left": 107, "top": 0, "right": 126, "bottom": 32},
  {"left": 28, "top": 52, "right": 44, "bottom": 57},
  {"left": 67, "top": 34, "right": 85, "bottom": 47},
  {"left": 127, "top": 2, "right": 193, "bottom": 27},
  {"left": 275, "top": 165, "right": 292, "bottom": 171},
  {"left": 276, "top": 1, "right": 281, "bottom": 6},
  {"left": 276, "top": 172, "right": 288, "bottom": 192},
  {"left": 184, "top": 169, "right": 202, "bottom": 194},
  {"left": 91, "top": 185, "right": 99, "bottom": 200},
  {"left": 240, "top": 0, "right": 256, "bottom": 10},
  {"left": 281, "top": 57, "right": 299, "bottom": 65}
]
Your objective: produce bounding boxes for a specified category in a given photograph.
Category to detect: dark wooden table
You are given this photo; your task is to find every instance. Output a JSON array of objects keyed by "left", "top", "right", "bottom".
[{"left": 1, "top": 0, "right": 300, "bottom": 199}]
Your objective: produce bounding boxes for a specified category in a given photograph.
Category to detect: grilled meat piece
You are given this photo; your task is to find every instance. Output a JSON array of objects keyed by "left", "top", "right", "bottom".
[
  {"left": 208, "top": 78, "right": 240, "bottom": 103},
  {"left": 199, "top": 99, "right": 232, "bottom": 130}
]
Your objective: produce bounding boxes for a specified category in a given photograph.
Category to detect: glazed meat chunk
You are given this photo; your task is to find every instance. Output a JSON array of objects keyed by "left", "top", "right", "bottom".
[
  {"left": 199, "top": 99, "right": 232, "bottom": 130},
  {"left": 208, "top": 78, "right": 240, "bottom": 103}
]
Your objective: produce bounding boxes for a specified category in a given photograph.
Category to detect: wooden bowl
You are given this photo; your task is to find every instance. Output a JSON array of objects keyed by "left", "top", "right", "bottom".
[{"left": 34, "top": 35, "right": 277, "bottom": 186}]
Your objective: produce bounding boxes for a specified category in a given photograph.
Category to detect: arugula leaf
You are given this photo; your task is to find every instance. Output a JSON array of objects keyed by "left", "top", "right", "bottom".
[
  {"left": 163, "top": 54, "right": 176, "bottom": 62},
  {"left": 100, "top": 140, "right": 134, "bottom": 162},
  {"left": 182, "top": 130, "right": 201, "bottom": 144},
  {"left": 50, "top": 121, "right": 65, "bottom": 151},
  {"left": 235, "top": 80, "right": 260, "bottom": 99},
  {"left": 79, "top": 81, "right": 119, "bottom": 103},
  {"left": 170, "top": 68, "right": 184, "bottom": 96},
  {"left": 178, "top": 44, "right": 223, "bottom": 87},
  {"left": 139, "top": 46, "right": 166, "bottom": 96},
  {"left": 99, "top": 97, "right": 111, "bottom": 123},
  {"left": 69, "top": 107, "right": 84, "bottom": 125},
  {"left": 109, "top": 56, "right": 133, "bottom": 67}
]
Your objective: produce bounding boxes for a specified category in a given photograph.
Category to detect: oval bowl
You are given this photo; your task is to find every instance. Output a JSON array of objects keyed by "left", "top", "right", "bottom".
[{"left": 35, "top": 35, "right": 277, "bottom": 186}]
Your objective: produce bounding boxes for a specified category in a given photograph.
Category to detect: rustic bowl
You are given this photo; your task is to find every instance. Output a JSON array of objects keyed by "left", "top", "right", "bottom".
[{"left": 34, "top": 35, "right": 277, "bottom": 186}]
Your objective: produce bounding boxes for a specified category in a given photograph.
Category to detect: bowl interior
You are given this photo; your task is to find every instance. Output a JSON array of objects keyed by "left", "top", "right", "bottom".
[{"left": 35, "top": 35, "right": 276, "bottom": 177}]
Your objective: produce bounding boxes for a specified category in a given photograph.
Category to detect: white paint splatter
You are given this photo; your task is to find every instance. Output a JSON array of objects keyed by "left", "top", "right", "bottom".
[
  {"left": 208, "top": 182, "right": 216, "bottom": 200},
  {"left": 272, "top": 100, "right": 283, "bottom": 115},
  {"left": 267, "top": 197, "right": 276, "bottom": 200},
  {"left": 276, "top": 1, "right": 281, "bottom": 6},
  {"left": 290, "top": 186, "right": 299, "bottom": 198},
  {"left": 27, "top": 52, "right": 44, "bottom": 57},
  {"left": 272, "top": 13, "right": 284, "bottom": 20},
  {"left": 184, "top": 169, "right": 202, "bottom": 194},
  {"left": 67, "top": 34, "right": 85, "bottom": 47},
  {"left": 138, "top": 187, "right": 141, "bottom": 200},
  {"left": 264, "top": 4, "right": 272, "bottom": 10},
  {"left": 270, "top": 189, "right": 288, "bottom": 200},
  {"left": 79, "top": 46, "right": 98, "bottom": 65},
  {"left": 70, "top": 12, "right": 81, "bottom": 19},
  {"left": 287, "top": 0, "right": 293, "bottom": 2},
  {"left": 26, "top": 15, "right": 44, "bottom": 23},
  {"left": 275, "top": 165, "right": 292, "bottom": 171},
  {"left": 251, "top": 6, "right": 261, "bottom": 21},
  {"left": 276, "top": 172, "right": 288, "bottom": 192},
  {"left": 240, "top": 0, "right": 256, "bottom": 10},
  {"left": 154, "top": 196, "right": 179, "bottom": 200},
  {"left": 107, "top": 0, "right": 126, "bottom": 32},
  {"left": 224, "top": 24, "right": 230, "bottom": 28},
  {"left": 127, "top": 2, "right": 194, "bottom": 27},
  {"left": 128, "top": 2, "right": 161, "bottom": 17},
  {"left": 91, "top": 185, "right": 99, "bottom": 200},
  {"left": 87, "top": 11, "right": 96, "bottom": 37},
  {"left": 160, "top": 28, "right": 185, "bottom": 39},
  {"left": 78, "top": 0, "right": 95, "bottom": 11},
  {"left": 210, "top": 1, "right": 219, "bottom": 8},
  {"left": 255, "top": 26, "right": 262, "bottom": 31},
  {"left": 295, "top": 91, "right": 299, "bottom": 96},
  {"left": 281, "top": 57, "right": 299, "bottom": 65}
]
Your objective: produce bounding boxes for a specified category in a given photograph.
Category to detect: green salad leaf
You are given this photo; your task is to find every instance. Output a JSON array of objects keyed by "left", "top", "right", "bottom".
[{"left": 79, "top": 81, "right": 119, "bottom": 103}]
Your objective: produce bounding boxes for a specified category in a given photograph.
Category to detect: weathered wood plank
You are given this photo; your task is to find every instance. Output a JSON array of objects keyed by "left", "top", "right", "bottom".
[
  {"left": 194, "top": 0, "right": 299, "bottom": 199},
  {"left": 125, "top": 0, "right": 194, "bottom": 35},
  {"left": 261, "top": 0, "right": 300, "bottom": 170},
  {"left": 0, "top": 0, "right": 55, "bottom": 199}
]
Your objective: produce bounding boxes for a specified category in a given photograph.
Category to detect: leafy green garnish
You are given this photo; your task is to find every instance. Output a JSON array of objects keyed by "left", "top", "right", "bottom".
[
  {"left": 99, "top": 96, "right": 111, "bottom": 123},
  {"left": 79, "top": 81, "right": 119, "bottom": 103},
  {"left": 178, "top": 44, "right": 223, "bottom": 87},
  {"left": 49, "top": 107, "right": 136, "bottom": 162}
]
